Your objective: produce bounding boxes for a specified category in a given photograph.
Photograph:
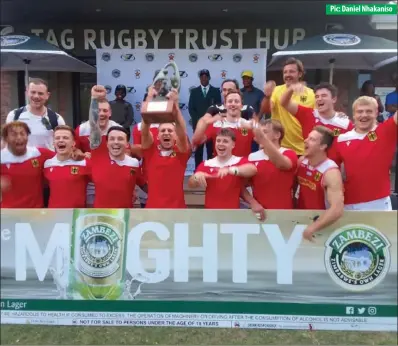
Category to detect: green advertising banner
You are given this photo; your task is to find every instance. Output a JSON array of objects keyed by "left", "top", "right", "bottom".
[{"left": 1, "top": 209, "right": 397, "bottom": 331}]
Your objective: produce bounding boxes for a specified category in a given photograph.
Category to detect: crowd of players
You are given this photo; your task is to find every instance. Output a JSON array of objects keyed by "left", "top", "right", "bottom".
[{"left": 1, "top": 59, "right": 397, "bottom": 241}]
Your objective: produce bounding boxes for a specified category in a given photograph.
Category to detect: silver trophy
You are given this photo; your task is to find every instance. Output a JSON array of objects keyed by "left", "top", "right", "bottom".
[{"left": 141, "top": 61, "right": 181, "bottom": 123}]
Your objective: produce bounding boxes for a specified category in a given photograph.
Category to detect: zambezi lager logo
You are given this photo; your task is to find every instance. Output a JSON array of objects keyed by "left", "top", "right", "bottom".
[
  {"left": 79, "top": 223, "right": 121, "bottom": 278},
  {"left": 324, "top": 224, "right": 391, "bottom": 292}
]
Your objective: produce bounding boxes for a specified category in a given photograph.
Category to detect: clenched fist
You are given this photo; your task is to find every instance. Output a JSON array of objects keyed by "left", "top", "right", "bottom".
[
  {"left": 91, "top": 85, "right": 107, "bottom": 100},
  {"left": 289, "top": 83, "right": 306, "bottom": 95},
  {"left": 264, "top": 80, "right": 276, "bottom": 97}
]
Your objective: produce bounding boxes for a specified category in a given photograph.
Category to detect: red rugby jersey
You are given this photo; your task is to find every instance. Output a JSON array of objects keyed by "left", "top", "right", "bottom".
[
  {"left": 328, "top": 116, "right": 397, "bottom": 204},
  {"left": 296, "top": 105, "right": 354, "bottom": 139},
  {"left": 196, "top": 155, "right": 250, "bottom": 209},
  {"left": 296, "top": 158, "right": 338, "bottom": 210},
  {"left": 44, "top": 157, "right": 91, "bottom": 208},
  {"left": 248, "top": 148, "right": 297, "bottom": 209},
  {"left": 1, "top": 146, "right": 54, "bottom": 208}
]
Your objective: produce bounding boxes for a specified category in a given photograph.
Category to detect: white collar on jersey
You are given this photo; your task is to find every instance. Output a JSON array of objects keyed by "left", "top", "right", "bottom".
[
  {"left": 1, "top": 146, "right": 41, "bottom": 164},
  {"left": 44, "top": 157, "right": 87, "bottom": 168},
  {"left": 108, "top": 154, "right": 140, "bottom": 167},
  {"left": 204, "top": 155, "right": 241, "bottom": 168},
  {"left": 248, "top": 147, "right": 287, "bottom": 161}
]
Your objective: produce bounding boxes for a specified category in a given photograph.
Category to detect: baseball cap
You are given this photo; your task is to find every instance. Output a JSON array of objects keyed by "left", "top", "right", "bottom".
[
  {"left": 199, "top": 69, "right": 210, "bottom": 78},
  {"left": 241, "top": 70, "right": 254, "bottom": 78}
]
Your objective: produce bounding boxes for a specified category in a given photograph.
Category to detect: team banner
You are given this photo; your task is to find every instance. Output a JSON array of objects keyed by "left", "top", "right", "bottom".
[
  {"left": 96, "top": 49, "right": 267, "bottom": 175},
  {"left": 1, "top": 209, "right": 396, "bottom": 331}
]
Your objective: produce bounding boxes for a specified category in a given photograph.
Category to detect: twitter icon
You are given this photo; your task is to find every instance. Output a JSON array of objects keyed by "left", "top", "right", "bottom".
[{"left": 357, "top": 307, "right": 366, "bottom": 314}]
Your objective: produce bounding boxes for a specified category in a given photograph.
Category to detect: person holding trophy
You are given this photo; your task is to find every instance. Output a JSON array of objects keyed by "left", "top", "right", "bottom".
[{"left": 140, "top": 62, "right": 191, "bottom": 209}]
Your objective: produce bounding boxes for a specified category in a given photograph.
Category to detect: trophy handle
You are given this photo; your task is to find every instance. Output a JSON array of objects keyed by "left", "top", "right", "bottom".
[{"left": 152, "top": 61, "right": 181, "bottom": 93}]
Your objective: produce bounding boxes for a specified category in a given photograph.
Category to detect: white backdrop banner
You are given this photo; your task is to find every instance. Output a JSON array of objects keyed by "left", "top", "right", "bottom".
[{"left": 96, "top": 49, "right": 267, "bottom": 175}]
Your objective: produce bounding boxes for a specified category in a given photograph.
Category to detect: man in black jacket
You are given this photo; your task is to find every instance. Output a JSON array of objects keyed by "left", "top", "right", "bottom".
[
  {"left": 109, "top": 84, "right": 135, "bottom": 138},
  {"left": 188, "top": 69, "right": 221, "bottom": 168}
]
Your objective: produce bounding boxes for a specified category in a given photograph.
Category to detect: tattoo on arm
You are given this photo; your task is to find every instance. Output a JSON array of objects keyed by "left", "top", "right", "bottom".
[{"left": 89, "top": 98, "right": 102, "bottom": 149}]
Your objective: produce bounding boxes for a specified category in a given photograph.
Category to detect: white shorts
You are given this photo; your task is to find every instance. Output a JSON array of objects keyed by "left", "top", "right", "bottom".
[{"left": 344, "top": 196, "right": 392, "bottom": 211}]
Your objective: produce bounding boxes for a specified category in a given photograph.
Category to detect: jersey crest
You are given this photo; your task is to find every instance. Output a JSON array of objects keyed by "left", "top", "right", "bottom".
[
  {"left": 300, "top": 95, "right": 307, "bottom": 103},
  {"left": 314, "top": 171, "right": 322, "bottom": 182},
  {"left": 71, "top": 166, "right": 79, "bottom": 175},
  {"left": 241, "top": 128, "right": 248, "bottom": 136},
  {"left": 333, "top": 128, "right": 341, "bottom": 136},
  {"left": 31, "top": 159, "right": 39, "bottom": 168},
  {"left": 130, "top": 168, "right": 136, "bottom": 175},
  {"left": 170, "top": 151, "right": 177, "bottom": 157},
  {"left": 367, "top": 131, "right": 377, "bottom": 141}
]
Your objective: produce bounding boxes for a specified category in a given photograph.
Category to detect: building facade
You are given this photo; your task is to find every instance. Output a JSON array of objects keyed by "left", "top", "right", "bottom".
[{"left": 1, "top": 1, "right": 397, "bottom": 126}]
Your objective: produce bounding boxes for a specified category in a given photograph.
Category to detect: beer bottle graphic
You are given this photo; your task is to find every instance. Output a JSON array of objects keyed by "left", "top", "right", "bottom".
[{"left": 69, "top": 209, "right": 129, "bottom": 300}]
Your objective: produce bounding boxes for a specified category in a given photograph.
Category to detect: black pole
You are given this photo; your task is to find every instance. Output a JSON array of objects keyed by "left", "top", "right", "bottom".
[
  {"left": 17, "top": 71, "right": 25, "bottom": 107},
  {"left": 315, "top": 69, "right": 322, "bottom": 85},
  {"left": 71, "top": 72, "right": 80, "bottom": 129}
]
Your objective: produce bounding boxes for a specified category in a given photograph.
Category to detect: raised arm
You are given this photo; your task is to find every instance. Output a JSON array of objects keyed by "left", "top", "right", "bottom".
[
  {"left": 259, "top": 81, "right": 275, "bottom": 115},
  {"left": 253, "top": 127, "right": 293, "bottom": 170},
  {"left": 89, "top": 85, "right": 107, "bottom": 150},
  {"left": 191, "top": 114, "right": 221, "bottom": 146},
  {"left": 302, "top": 168, "right": 344, "bottom": 242},
  {"left": 141, "top": 87, "right": 156, "bottom": 150},
  {"left": 169, "top": 89, "right": 189, "bottom": 153},
  {"left": 279, "top": 83, "right": 306, "bottom": 116}
]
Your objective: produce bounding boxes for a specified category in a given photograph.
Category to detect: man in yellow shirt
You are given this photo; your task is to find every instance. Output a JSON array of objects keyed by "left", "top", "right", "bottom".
[{"left": 260, "top": 57, "right": 315, "bottom": 155}]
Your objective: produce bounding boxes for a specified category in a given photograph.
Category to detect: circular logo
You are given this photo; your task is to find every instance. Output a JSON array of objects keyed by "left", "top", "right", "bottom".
[
  {"left": 233, "top": 54, "right": 242, "bottom": 63},
  {"left": 112, "top": 69, "right": 121, "bottom": 78},
  {"left": 146, "top": 53, "right": 154, "bottom": 62},
  {"left": 324, "top": 224, "right": 391, "bottom": 292},
  {"left": 79, "top": 224, "right": 121, "bottom": 278},
  {"left": 121, "top": 53, "right": 135, "bottom": 61},
  {"left": 0, "top": 35, "right": 30, "bottom": 47},
  {"left": 101, "top": 52, "right": 111, "bottom": 62},
  {"left": 189, "top": 53, "right": 198, "bottom": 62},
  {"left": 323, "top": 34, "right": 361, "bottom": 46},
  {"left": 104, "top": 85, "right": 112, "bottom": 94}
]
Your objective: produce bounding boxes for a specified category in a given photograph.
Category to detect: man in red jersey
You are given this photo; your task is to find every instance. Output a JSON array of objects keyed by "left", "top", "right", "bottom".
[
  {"left": 188, "top": 128, "right": 257, "bottom": 209},
  {"left": 192, "top": 91, "right": 254, "bottom": 157},
  {"left": 44, "top": 125, "right": 90, "bottom": 208},
  {"left": 296, "top": 126, "right": 344, "bottom": 241},
  {"left": 88, "top": 86, "right": 145, "bottom": 208},
  {"left": 329, "top": 97, "right": 397, "bottom": 210},
  {"left": 280, "top": 82, "right": 354, "bottom": 140},
  {"left": 240, "top": 119, "right": 298, "bottom": 213},
  {"left": 141, "top": 87, "right": 190, "bottom": 209},
  {"left": 1, "top": 121, "right": 54, "bottom": 208},
  {"left": 75, "top": 95, "right": 122, "bottom": 156}
]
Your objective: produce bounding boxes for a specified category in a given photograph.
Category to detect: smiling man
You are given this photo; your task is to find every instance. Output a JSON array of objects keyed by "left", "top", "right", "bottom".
[
  {"left": 6, "top": 78, "right": 65, "bottom": 150},
  {"left": 88, "top": 85, "right": 145, "bottom": 208},
  {"left": 141, "top": 86, "right": 191, "bottom": 209},
  {"left": 329, "top": 97, "right": 397, "bottom": 210},
  {"left": 188, "top": 128, "right": 257, "bottom": 209},
  {"left": 280, "top": 82, "right": 354, "bottom": 139},
  {"left": 1, "top": 121, "right": 54, "bottom": 208},
  {"left": 193, "top": 91, "right": 255, "bottom": 157},
  {"left": 44, "top": 125, "right": 90, "bottom": 208},
  {"left": 260, "top": 58, "right": 315, "bottom": 156},
  {"left": 296, "top": 126, "right": 344, "bottom": 242}
]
